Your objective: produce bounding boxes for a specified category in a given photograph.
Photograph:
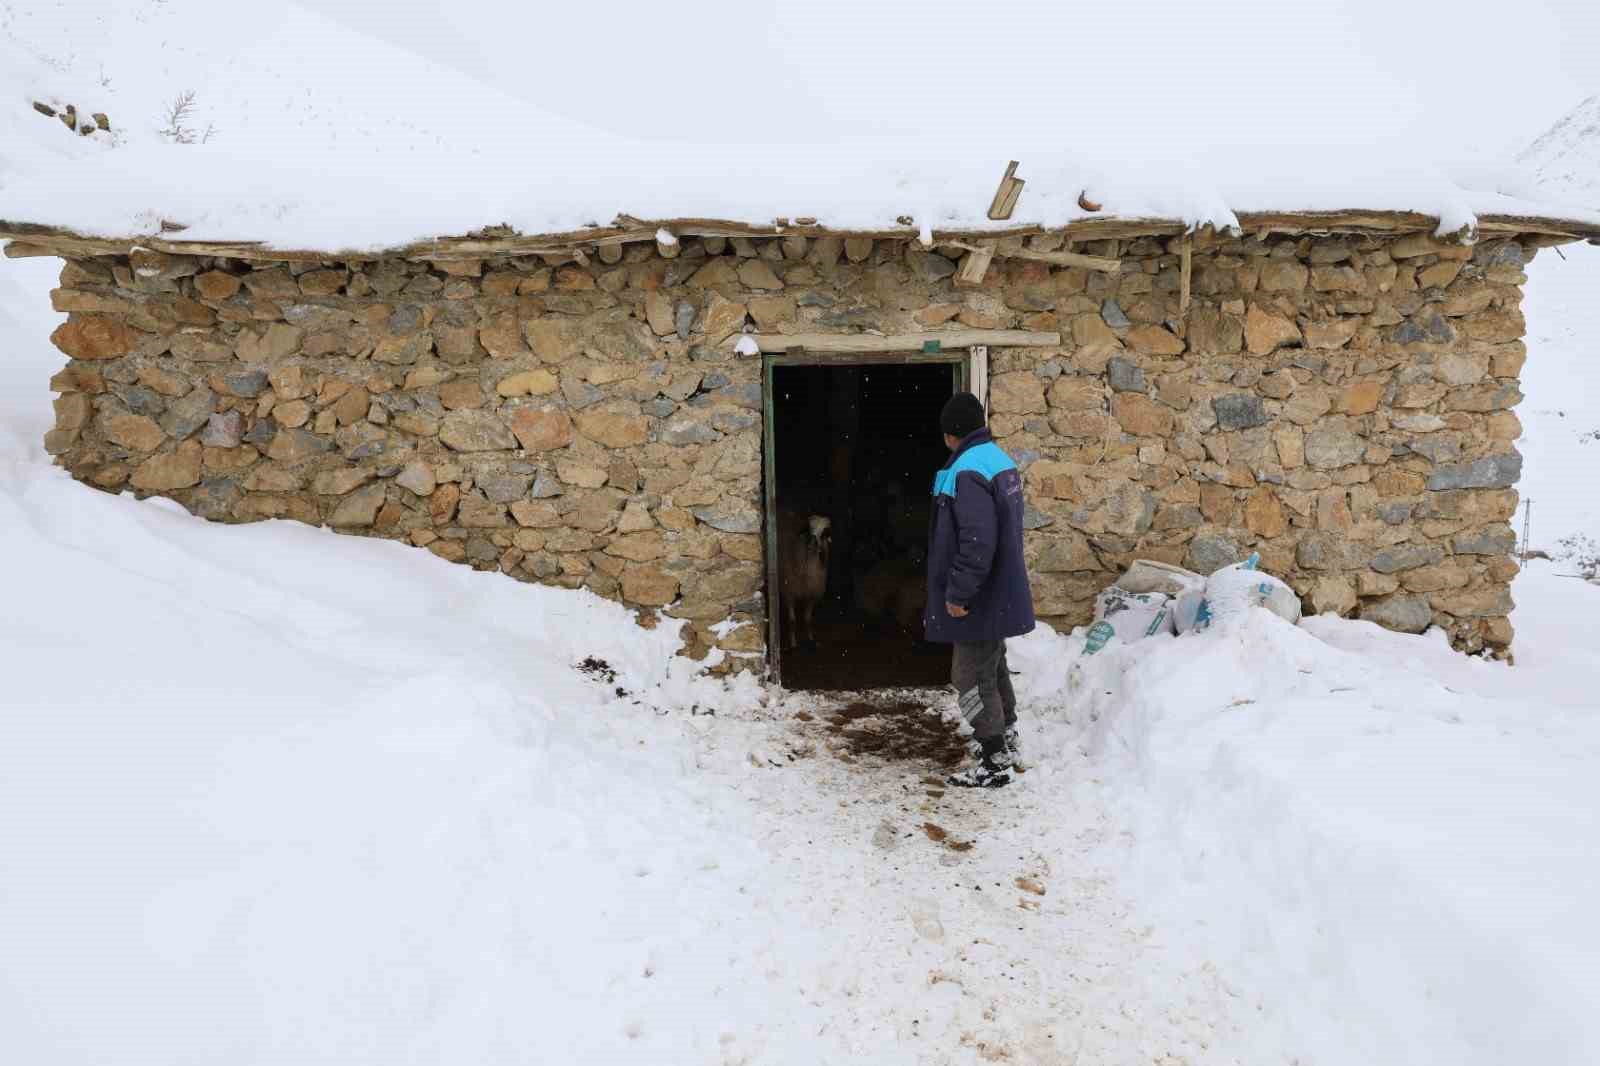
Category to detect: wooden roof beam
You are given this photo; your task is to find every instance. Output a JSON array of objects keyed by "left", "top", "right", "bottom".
[
  {"left": 947, "top": 240, "right": 1121, "bottom": 274},
  {"left": 751, "top": 329, "right": 1060, "bottom": 354}
]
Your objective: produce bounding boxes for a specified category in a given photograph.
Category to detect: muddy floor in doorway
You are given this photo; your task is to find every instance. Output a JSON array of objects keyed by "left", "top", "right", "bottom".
[
  {"left": 787, "top": 690, "right": 970, "bottom": 769},
  {"left": 824, "top": 695, "right": 971, "bottom": 769}
]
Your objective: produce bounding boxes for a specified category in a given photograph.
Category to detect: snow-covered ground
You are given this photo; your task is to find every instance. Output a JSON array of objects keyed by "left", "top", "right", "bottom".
[
  {"left": 1041, "top": 588, "right": 1600, "bottom": 1065},
  {"left": 5, "top": 4, "right": 1600, "bottom": 1062}
]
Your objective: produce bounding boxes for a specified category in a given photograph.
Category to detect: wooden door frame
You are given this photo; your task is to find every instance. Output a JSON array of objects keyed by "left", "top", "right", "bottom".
[{"left": 760, "top": 347, "right": 984, "bottom": 684}]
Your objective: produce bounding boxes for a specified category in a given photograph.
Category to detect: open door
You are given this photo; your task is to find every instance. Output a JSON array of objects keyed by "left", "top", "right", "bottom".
[{"left": 762, "top": 348, "right": 982, "bottom": 689}]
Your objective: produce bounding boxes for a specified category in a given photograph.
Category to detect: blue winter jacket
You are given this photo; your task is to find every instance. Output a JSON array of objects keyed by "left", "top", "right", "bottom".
[{"left": 924, "top": 429, "right": 1037, "bottom": 644}]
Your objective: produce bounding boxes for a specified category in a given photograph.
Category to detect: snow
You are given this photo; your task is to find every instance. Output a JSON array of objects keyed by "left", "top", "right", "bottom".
[
  {"left": 1, "top": 2, "right": 1597, "bottom": 252},
  {"left": 1509, "top": 93, "right": 1600, "bottom": 564},
  {"left": 1518, "top": 95, "right": 1600, "bottom": 207},
  {"left": 1520, "top": 242, "right": 1600, "bottom": 561},
  {"left": 3, "top": 5, "right": 1600, "bottom": 1062},
  {"left": 1027, "top": 594, "right": 1600, "bottom": 1065}
]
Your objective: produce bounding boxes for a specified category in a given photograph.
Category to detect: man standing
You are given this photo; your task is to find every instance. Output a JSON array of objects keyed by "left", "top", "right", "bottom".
[{"left": 925, "top": 392, "right": 1036, "bottom": 789}]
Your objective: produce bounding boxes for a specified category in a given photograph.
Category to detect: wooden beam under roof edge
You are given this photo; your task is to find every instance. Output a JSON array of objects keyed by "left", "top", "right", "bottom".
[
  {"left": 3, "top": 211, "right": 1594, "bottom": 264},
  {"left": 751, "top": 329, "right": 1060, "bottom": 354}
]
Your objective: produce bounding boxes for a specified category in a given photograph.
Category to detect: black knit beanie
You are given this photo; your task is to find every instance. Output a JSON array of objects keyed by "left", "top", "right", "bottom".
[{"left": 940, "top": 391, "right": 986, "bottom": 439}]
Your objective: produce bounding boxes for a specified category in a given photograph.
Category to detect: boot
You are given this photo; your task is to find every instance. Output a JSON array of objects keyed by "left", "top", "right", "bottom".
[{"left": 948, "top": 736, "right": 1011, "bottom": 789}]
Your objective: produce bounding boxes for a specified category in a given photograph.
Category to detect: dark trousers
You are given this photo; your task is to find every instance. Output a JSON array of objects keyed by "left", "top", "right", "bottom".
[{"left": 951, "top": 640, "right": 1016, "bottom": 743}]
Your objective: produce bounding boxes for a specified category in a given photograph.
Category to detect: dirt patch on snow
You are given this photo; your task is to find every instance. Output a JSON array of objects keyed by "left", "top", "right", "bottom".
[
  {"left": 575, "top": 655, "right": 630, "bottom": 698},
  {"left": 822, "top": 695, "right": 970, "bottom": 768},
  {"left": 575, "top": 656, "right": 616, "bottom": 683},
  {"left": 922, "top": 821, "right": 975, "bottom": 852}
]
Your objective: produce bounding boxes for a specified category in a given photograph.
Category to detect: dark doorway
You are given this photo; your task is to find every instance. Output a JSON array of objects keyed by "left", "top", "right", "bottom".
[{"left": 765, "top": 357, "right": 959, "bottom": 690}]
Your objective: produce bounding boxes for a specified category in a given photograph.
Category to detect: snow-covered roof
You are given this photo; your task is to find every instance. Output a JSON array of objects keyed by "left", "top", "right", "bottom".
[
  {"left": 5, "top": 168, "right": 1598, "bottom": 265},
  {"left": 3, "top": 1, "right": 1599, "bottom": 261},
  {"left": 7, "top": 128, "right": 1600, "bottom": 263}
]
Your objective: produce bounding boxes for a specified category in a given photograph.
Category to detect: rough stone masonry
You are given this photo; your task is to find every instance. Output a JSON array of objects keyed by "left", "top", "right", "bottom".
[{"left": 40, "top": 227, "right": 1534, "bottom": 667}]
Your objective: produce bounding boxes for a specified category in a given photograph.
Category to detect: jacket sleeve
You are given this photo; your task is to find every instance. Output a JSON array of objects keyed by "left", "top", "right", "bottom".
[{"left": 945, "top": 472, "right": 998, "bottom": 606}]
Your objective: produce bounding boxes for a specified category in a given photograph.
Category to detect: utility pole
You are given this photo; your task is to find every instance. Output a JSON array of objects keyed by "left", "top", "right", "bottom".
[{"left": 1520, "top": 499, "right": 1532, "bottom": 566}]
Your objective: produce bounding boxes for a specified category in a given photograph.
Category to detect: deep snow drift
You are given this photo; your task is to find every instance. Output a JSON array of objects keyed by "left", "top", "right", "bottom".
[{"left": 1036, "top": 597, "right": 1600, "bottom": 1065}]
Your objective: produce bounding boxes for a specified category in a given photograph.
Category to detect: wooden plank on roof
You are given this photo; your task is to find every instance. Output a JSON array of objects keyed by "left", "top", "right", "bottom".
[
  {"left": 988, "top": 161, "right": 1025, "bottom": 221},
  {"left": 751, "top": 329, "right": 1060, "bottom": 353}
]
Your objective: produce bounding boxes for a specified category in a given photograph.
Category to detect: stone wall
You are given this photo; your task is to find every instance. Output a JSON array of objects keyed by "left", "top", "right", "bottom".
[{"left": 40, "top": 228, "right": 1532, "bottom": 664}]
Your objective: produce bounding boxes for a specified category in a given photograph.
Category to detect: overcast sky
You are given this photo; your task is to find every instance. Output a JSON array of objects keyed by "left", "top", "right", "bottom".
[{"left": 304, "top": 0, "right": 1597, "bottom": 162}]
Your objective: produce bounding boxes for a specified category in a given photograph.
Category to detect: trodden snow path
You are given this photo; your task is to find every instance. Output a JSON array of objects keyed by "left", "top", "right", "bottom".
[{"left": 715, "top": 694, "right": 1269, "bottom": 1065}]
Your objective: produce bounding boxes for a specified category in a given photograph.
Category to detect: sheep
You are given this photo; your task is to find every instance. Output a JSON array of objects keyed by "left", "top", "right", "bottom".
[
  {"left": 857, "top": 544, "right": 927, "bottom": 637},
  {"left": 778, "top": 512, "right": 831, "bottom": 651}
]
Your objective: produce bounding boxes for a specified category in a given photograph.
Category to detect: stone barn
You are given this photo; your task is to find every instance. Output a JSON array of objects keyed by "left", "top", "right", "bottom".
[{"left": 6, "top": 189, "right": 1598, "bottom": 682}]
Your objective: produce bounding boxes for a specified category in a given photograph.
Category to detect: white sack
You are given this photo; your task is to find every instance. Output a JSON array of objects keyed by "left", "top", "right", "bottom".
[
  {"left": 1116, "top": 560, "right": 1206, "bottom": 599},
  {"left": 1086, "top": 587, "right": 1175, "bottom": 653},
  {"left": 1183, "top": 553, "right": 1303, "bottom": 632}
]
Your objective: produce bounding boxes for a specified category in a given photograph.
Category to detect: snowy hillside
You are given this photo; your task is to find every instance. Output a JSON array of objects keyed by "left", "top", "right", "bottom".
[
  {"left": 1518, "top": 93, "right": 1600, "bottom": 565},
  {"left": 2, "top": 1, "right": 1597, "bottom": 249},
  {"left": 1518, "top": 95, "right": 1600, "bottom": 207},
  {"left": 1521, "top": 243, "right": 1600, "bottom": 563}
]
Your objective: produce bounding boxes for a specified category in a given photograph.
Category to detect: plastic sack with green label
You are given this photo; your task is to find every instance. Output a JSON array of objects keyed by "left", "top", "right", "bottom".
[
  {"left": 1084, "top": 586, "right": 1175, "bottom": 654},
  {"left": 1175, "top": 553, "right": 1302, "bottom": 634}
]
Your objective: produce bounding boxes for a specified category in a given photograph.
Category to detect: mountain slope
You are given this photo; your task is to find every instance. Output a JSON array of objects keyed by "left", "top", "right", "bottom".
[
  {"left": 1517, "top": 95, "right": 1600, "bottom": 563},
  {"left": 3, "top": 0, "right": 1597, "bottom": 251},
  {"left": 1518, "top": 95, "right": 1600, "bottom": 207}
]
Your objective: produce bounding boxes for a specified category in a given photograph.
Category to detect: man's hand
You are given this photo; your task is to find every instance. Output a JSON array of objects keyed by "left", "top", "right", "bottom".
[{"left": 946, "top": 602, "right": 968, "bottom": 618}]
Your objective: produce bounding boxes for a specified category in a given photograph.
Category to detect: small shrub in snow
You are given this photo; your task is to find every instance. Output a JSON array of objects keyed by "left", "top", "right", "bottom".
[
  {"left": 158, "top": 90, "right": 216, "bottom": 144},
  {"left": 1556, "top": 534, "right": 1600, "bottom": 579}
]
